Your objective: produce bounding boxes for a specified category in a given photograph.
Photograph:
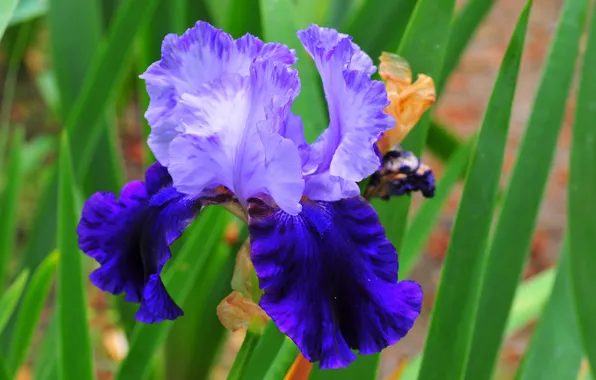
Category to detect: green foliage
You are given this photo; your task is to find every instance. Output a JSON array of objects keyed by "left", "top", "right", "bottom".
[
  {"left": 0, "top": 270, "right": 29, "bottom": 335},
  {"left": 568, "top": 2, "right": 596, "bottom": 376},
  {"left": 57, "top": 132, "right": 95, "bottom": 380},
  {"left": 419, "top": 4, "right": 532, "bottom": 380},
  {"left": 465, "top": 0, "right": 589, "bottom": 378},
  {"left": 8, "top": 251, "right": 59, "bottom": 375},
  {"left": 0, "top": 129, "right": 25, "bottom": 282},
  {"left": 0, "top": 0, "right": 588, "bottom": 379},
  {"left": 516, "top": 243, "right": 583, "bottom": 380}
]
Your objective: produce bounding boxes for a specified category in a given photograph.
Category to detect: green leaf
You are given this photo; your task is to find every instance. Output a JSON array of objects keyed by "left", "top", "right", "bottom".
[
  {"left": 0, "top": 0, "right": 19, "bottom": 38},
  {"left": 8, "top": 0, "right": 47, "bottom": 26},
  {"left": 57, "top": 132, "right": 95, "bottom": 380},
  {"left": 8, "top": 250, "right": 59, "bottom": 375},
  {"left": 399, "top": 140, "right": 472, "bottom": 276},
  {"left": 226, "top": 0, "right": 261, "bottom": 37},
  {"left": 164, "top": 226, "right": 243, "bottom": 379},
  {"left": 397, "top": 0, "right": 456, "bottom": 155},
  {"left": 0, "top": 270, "right": 29, "bottom": 335},
  {"left": 516, "top": 244, "right": 583, "bottom": 380},
  {"left": 64, "top": 0, "right": 159, "bottom": 178},
  {"left": 568, "top": 2, "right": 596, "bottom": 377},
  {"left": 242, "top": 322, "right": 286, "bottom": 379},
  {"left": 0, "top": 23, "right": 32, "bottom": 170},
  {"left": 263, "top": 339, "right": 299, "bottom": 380},
  {"left": 426, "top": 121, "right": 464, "bottom": 162},
  {"left": 33, "top": 313, "right": 59, "bottom": 380},
  {"left": 464, "top": 0, "right": 589, "bottom": 378},
  {"left": 0, "top": 129, "right": 25, "bottom": 283},
  {"left": 259, "top": 0, "right": 327, "bottom": 141},
  {"left": 342, "top": 0, "right": 417, "bottom": 62},
  {"left": 438, "top": 0, "right": 497, "bottom": 93},
  {"left": 21, "top": 0, "right": 159, "bottom": 285},
  {"left": 228, "top": 330, "right": 261, "bottom": 380},
  {"left": 504, "top": 268, "right": 555, "bottom": 335},
  {"left": 401, "top": 266, "right": 557, "bottom": 380},
  {"left": 115, "top": 208, "right": 228, "bottom": 380},
  {"left": 418, "top": 4, "right": 531, "bottom": 379},
  {"left": 48, "top": 0, "right": 101, "bottom": 114}
]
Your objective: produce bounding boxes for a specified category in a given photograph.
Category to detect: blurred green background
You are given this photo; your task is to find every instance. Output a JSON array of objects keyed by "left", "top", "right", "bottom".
[{"left": 0, "top": 0, "right": 595, "bottom": 379}]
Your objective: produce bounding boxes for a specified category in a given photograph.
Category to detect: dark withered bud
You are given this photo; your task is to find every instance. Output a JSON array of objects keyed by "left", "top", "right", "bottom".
[{"left": 365, "top": 145, "right": 436, "bottom": 200}]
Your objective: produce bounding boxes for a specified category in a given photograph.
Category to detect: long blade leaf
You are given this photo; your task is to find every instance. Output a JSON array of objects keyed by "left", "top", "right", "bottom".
[
  {"left": 399, "top": 140, "right": 472, "bottom": 276},
  {"left": 418, "top": 4, "right": 531, "bottom": 379},
  {"left": 0, "top": 129, "right": 25, "bottom": 283},
  {"left": 57, "top": 132, "right": 95, "bottom": 380},
  {"left": 516, "top": 243, "right": 582, "bottom": 380},
  {"left": 568, "top": 2, "right": 596, "bottom": 376},
  {"left": 0, "top": 270, "right": 29, "bottom": 335},
  {"left": 464, "top": 0, "right": 589, "bottom": 378},
  {"left": 8, "top": 250, "right": 59, "bottom": 375}
]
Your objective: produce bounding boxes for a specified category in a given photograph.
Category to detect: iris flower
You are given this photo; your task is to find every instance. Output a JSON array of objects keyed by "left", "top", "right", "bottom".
[{"left": 77, "top": 22, "right": 432, "bottom": 369}]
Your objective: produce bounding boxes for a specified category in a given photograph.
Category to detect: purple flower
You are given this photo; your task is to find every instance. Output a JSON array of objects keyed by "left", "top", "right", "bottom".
[{"left": 77, "top": 21, "right": 423, "bottom": 369}]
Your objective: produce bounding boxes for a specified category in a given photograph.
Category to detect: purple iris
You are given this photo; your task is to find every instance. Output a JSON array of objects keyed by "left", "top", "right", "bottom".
[{"left": 77, "top": 21, "right": 422, "bottom": 369}]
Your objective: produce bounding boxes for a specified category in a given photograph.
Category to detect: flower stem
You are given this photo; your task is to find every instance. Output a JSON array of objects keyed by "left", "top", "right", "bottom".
[
  {"left": 227, "top": 329, "right": 260, "bottom": 380},
  {"left": 263, "top": 338, "right": 300, "bottom": 380}
]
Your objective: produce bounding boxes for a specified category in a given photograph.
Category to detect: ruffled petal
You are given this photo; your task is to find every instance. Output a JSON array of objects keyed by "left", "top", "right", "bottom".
[
  {"left": 248, "top": 197, "right": 422, "bottom": 368},
  {"left": 77, "top": 163, "right": 201, "bottom": 322},
  {"left": 141, "top": 21, "right": 296, "bottom": 164},
  {"left": 296, "top": 25, "right": 394, "bottom": 200},
  {"left": 168, "top": 61, "right": 304, "bottom": 214}
]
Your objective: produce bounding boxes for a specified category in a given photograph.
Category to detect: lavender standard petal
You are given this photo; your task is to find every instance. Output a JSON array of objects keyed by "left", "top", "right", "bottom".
[
  {"left": 168, "top": 61, "right": 304, "bottom": 214},
  {"left": 296, "top": 25, "right": 394, "bottom": 200},
  {"left": 248, "top": 197, "right": 422, "bottom": 369},
  {"left": 141, "top": 21, "right": 296, "bottom": 164}
]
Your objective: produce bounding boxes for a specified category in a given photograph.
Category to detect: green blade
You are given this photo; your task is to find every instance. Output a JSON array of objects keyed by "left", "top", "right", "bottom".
[
  {"left": 342, "top": 0, "right": 417, "bottom": 63},
  {"left": 418, "top": 4, "right": 531, "bottom": 380},
  {"left": 426, "top": 121, "right": 464, "bottom": 162},
  {"left": 47, "top": 0, "right": 101, "bottom": 114},
  {"left": 259, "top": 0, "right": 327, "bottom": 141},
  {"left": 0, "top": 270, "right": 29, "bottom": 335},
  {"left": 0, "top": 0, "right": 19, "bottom": 38},
  {"left": 262, "top": 339, "right": 299, "bottom": 380},
  {"left": 401, "top": 266, "right": 557, "bottom": 380},
  {"left": 568, "top": 1, "right": 596, "bottom": 377},
  {"left": 242, "top": 322, "right": 286, "bottom": 380},
  {"left": 8, "top": 0, "right": 47, "bottom": 26},
  {"left": 115, "top": 208, "right": 228, "bottom": 380},
  {"left": 21, "top": 0, "right": 159, "bottom": 278},
  {"left": 516, "top": 243, "right": 582, "bottom": 380},
  {"left": 438, "top": 0, "right": 497, "bottom": 93},
  {"left": 228, "top": 330, "right": 261, "bottom": 380},
  {"left": 226, "top": 0, "right": 261, "bottom": 37},
  {"left": 7, "top": 250, "right": 59, "bottom": 375},
  {"left": 399, "top": 140, "right": 472, "bottom": 276},
  {"left": 464, "top": 0, "right": 589, "bottom": 378},
  {"left": 164, "top": 226, "right": 244, "bottom": 379},
  {"left": 0, "top": 129, "right": 25, "bottom": 283},
  {"left": 57, "top": 132, "right": 95, "bottom": 380}
]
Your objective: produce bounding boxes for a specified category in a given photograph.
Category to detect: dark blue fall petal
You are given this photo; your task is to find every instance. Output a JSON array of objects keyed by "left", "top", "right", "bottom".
[
  {"left": 248, "top": 197, "right": 422, "bottom": 369},
  {"left": 77, "top": 162, "right": 201, "bottom": 322}
]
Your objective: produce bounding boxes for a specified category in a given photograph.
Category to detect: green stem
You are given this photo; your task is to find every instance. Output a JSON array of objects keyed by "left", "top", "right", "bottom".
[
  {"left": 263, "top": 338, "right": 300, "bottom": 380},
  {"left": 227, "top": 330, "right": 261, "bottom": 380}
]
